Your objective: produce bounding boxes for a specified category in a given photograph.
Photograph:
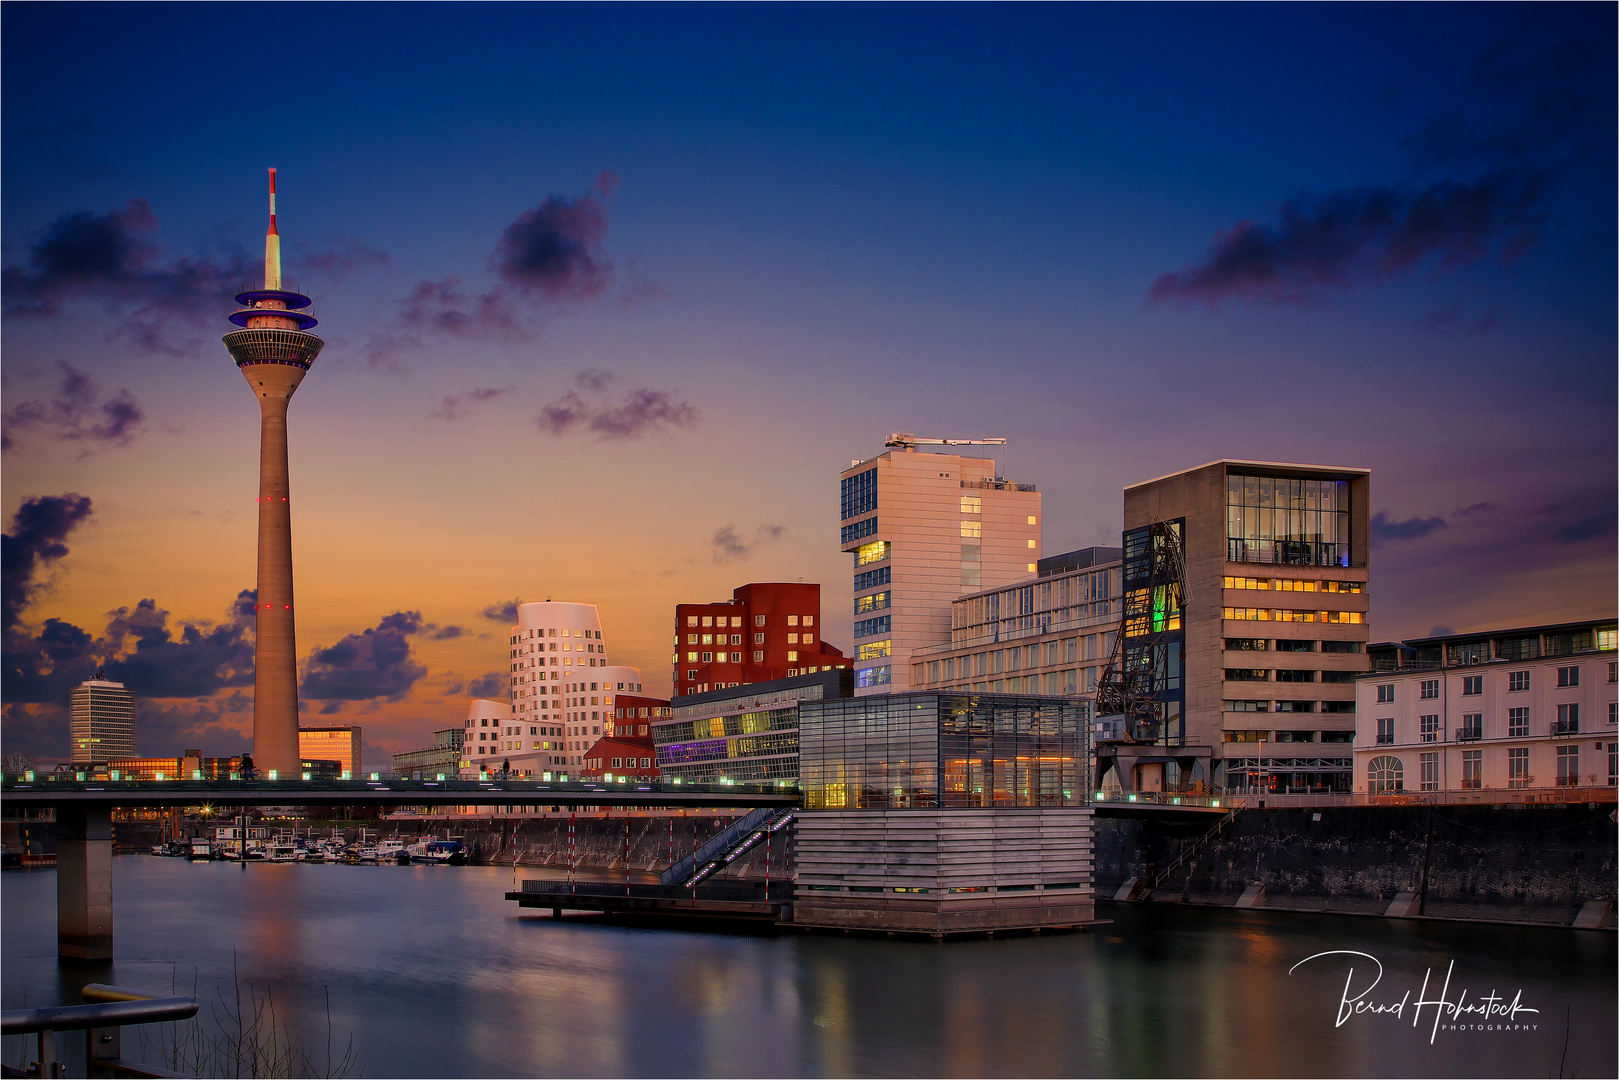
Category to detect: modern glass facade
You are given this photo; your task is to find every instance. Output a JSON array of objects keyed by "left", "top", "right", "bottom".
[
  {"left": 652, "top": 670, "right": 850, "bottom": 784},
  {"left": 1118, "top": 522, "right": 1185, "bottom": 744},
  {"left": 1226, "top": 474, "right": 1352, "bottom": 567},
  {"left": 801, "top": 693, "right": 1088, "bottom": 810}
]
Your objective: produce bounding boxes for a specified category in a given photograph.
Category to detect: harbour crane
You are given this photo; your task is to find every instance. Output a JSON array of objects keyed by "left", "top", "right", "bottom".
[
  {"left": 884, "top": 433, "right": 1008, "bottom": 450},
  {"left": 1094, "top": 520, "right": 1190, "bottom": 745}
]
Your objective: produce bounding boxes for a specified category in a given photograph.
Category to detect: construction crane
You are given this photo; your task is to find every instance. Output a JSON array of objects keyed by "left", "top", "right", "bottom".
[
  {"left": 1094, "top": 521, "right": 1189, "bottom": 745},
  {"left": 884, "top": 433, "right": 1008, "bottom": 450}
]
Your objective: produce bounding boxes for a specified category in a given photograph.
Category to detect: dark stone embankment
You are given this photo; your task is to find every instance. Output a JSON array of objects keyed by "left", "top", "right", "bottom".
[{"left": 1094, "top": 803, "right": 1617, "bottom": 925}]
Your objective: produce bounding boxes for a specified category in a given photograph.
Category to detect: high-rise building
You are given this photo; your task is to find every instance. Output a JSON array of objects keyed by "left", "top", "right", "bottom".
[
  {"left": 297, "top": 726, "right": 361, "bottom": 777},
  {"left": 1110, "top": 460, "right": 1371, "bottom": 796},
  {"left": 222, "top": 169, "right": 325, "bottom": 776},
  {"left": 69, "top": 676, "right": 136, "bottom": 763},
  {"left": 840, "top": 447, "right": 1041, "bottom": 696},
  {"left": 482, "top": 600, "right": 646, "bottom": 777},
  {"left": 672, "top": 583, "right": 850, "bottom": 697}
]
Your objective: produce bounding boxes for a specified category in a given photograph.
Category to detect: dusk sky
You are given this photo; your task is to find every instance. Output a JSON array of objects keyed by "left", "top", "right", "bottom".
[{"left": 3, "top": 4, "right": 1614, "bottom": 766}]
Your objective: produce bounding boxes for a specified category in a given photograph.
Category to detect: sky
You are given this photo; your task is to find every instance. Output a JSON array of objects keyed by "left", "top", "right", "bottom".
[{"left": 3, "top": 3, "right": 1614, "bottom": 767}]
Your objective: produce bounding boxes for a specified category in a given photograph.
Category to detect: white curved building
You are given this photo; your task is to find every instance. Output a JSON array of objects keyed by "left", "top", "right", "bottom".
[
  {"left": 459, "top": 600, "right": 643, "bottom": 778},
  {"left": 459, "top": 698, "right": 511, "bottom": 771}
]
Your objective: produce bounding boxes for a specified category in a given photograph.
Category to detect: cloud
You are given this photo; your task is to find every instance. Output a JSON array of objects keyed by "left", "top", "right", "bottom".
[
  {"left": 300, "top": 611, "right": 430, "bottom": 702},
  {"left": 492, "top": 171, "right": 616, "bottom": 300},
  {"left": 465, "top": 672, "right": 505, "bottom": 698},
  {"left": 3, "top": 361, "right": 146, "bottom": 452},
  {"left": 1, "top": 492, "right": 93, "bottom": 630},
  {"left": 429, "top": 386, "right": 514, "bottom": 421},
  {"left": 535, "top": 371, "right": 699, "bottom": 440},
  {"left": 300, "top": 236, "right": 390, "bottom": 281},
  {"left": 479, "top": 598, "right": 522, "bottom": 623},
  {"left": 429, "top": 624, "right": 465, "bottom": 640},
  {"left": 1148, "top": 173, "right": 1544, "bottom": 307},
  {"left": 0, "top": 199, "right": 256, "bottom": 352},
  {"left": 1428, "top": 625, "right": 1457, "bottom": 638},
  {"left": 1370, "top": 511, "right": 1447, "bottom": 544},
  {"left": 711, "top": 523, "right": 787, "bottom": 563},
  {"left": 1553, "top": 515, "right": 1614, "bottom": 544},
  {"left": 1454, "top": 502, "right": 1496, "bottom": 517},
  {"left": 1149, "top": 36, "right": 1599, "bottom": 308}
]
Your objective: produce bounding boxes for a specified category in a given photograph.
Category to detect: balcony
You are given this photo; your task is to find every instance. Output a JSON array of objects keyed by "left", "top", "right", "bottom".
[
  {"left": 1551, "top": 720, "right": 1580, "bottom": 737},
  {"left": 1456, "top": 728, "right": 1483, "bottom": 742},
  {"left": 1226, "top": 538, "right": 1352, "bottom": 568}
]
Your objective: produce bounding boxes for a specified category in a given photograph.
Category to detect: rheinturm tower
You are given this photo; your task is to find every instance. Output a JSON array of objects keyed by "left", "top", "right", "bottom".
[{"left": 222, "top": 169, "right": 324, "bottom": 776}]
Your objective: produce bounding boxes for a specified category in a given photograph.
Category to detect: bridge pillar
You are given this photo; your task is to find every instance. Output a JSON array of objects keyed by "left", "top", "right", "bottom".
[{"left": 57, "top": 805, "right": 114, "bottom": 961}]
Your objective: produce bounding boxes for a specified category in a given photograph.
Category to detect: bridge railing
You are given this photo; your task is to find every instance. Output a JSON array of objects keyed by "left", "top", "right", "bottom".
[
  {"left": 1, "top": 983, "right": 197, "bottom": 1078},
  {"left": 0, "top": 775, "right": 798, "bottom": 798}
]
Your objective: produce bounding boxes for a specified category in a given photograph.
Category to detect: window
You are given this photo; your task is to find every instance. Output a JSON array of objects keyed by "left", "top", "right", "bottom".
[
  {"left": 1321, "top": 640, "right": 1363, "bottom": 654},
  {"left": 1028, "top": 516, "right": 1037, "bottom": 525},
  {"left": 1226, "top": 669, "right": 1268, "bottom": 682},
  {"left": 1275, "top": 639, "right": 1314, "bottom": 653},
  {"left": 701, "top": 652, "right": 713, "bottom": 662},
  {"left": 804, "top": 616, "right": 814, "bottom": 627},
  {"left": 960, "top": 520, "right": 982, "bottom": 538},
  {"left": 853, "top": 567, "right": 890, "bottom": 592},
  {"left": 1027, "top": 540, "right": 1037, "bottom": 549},
  {"left": 1557, "top": 666, "right": 1579, "bottom": 688},
  {"left": 1508, "top": 707, "right": 1530, "bottom": 737},
  {"left": 1556, "top": 745, "right": 1580, "bottom": 786},
  {"left": 787, "top": 633, "right": 799, "bottom": 644},
  {"left": 857, "top": 641, "right": 890, "bottom": 661},
  {"left": 1507, "top": 747, "right": 1529, "bottom": 788},
  {"left": 1223, "top": 730, "right": 1268, "bottom": 742},
  {"left": 1459, "top": 713, "right": 1482, "bottom": 740},
  {"left": 1420, "top": 752, "right": 1439, "bottom": 791},
  {"left": 1321, "top": 701, "right": 1356, "bottom": 713},
  {"left": 686, "top": 616, "right": 697, "bottom": 627},
  {"left": 1420, "top": 714, "right": 1439, "bottom": 743},
  {"left": 1321, "top": 731, "right": 1355, "bottom": 743},
  {"left": 856, "top": 666, "right": 890, "bottom": 688},
  {"left": 1462, "top": 676, "right": 1482, "bottom": 696},
  {"left": 729, "top": 634, "right": 741, "bottom": 645},
  {"left": 700, "top": 634, "right": 713, "bottom": 646},
  {"left": 841, "top": 517, "right": 878, "bottom": 544},
  {"left": 1226, "top": 638, "right": 1268, "bottom": 651},
  {"left": 1224, "top": 607, "right": 1272, "bottom": 621},
  {"left": 1503, "top": 670, "right": 1530, "bottom": 692},
  {"left": 855, "top": 592, "right": 890, "bottom": 615},
  {"left": 754, "top": 615, "right": 766, "bottom": 627},
  {"left": 787, "top": 615, "right": 799, "bottom": 627},
  {"left": 752, "top": 650, "right": 764, "bottom": 663},
  {"left": 1224, "top": 576, "right": 1270, "bottom": 590},
  {"left": 855, "top": 540, "right": 890, "bottom": 566},
  {"left": 961, "top": 496, "right": 982, "bottom": 514},
  {"left": 1367, "top": 755, "right": 1403, "bottom": 793},
  {"left": 1556, "top": 703, "right": 1579, "bottom": 734},
  {"left": 701, "top": 617, "right": 712, "bottom": 628},
  {"left": 1274, "top": 700, "right": 1314, "bottom": 713},
  {"left": 1461, "top": 749, "right": 1482, "bottom": 789},
  {"left": 1376, "top": 718, "right": 1395, "bottom": 745},
  {"left": 1609, "top": 661, "right": 1616, "bottom": 683},
  {"left": 854, "top": 616, "right": 890, "bottom": 639},
  {"left": 1600, "top": 628, "right": 1617, "bottom": 651},
  {"left": 1275, "top": 670, "right": 1315, "bottom": 682},
  {"left": 841, "top": 467, "right": 877, "bottom": 519},
  {"left": 1320, "top": 671, "right": 1356, "bottom": 684},
  {"left": 1419, "top": 680, "right": 1439, "bottom": 699},
  {"left": 1376, "top": 685, "right": 1395, "bottom": 703}
]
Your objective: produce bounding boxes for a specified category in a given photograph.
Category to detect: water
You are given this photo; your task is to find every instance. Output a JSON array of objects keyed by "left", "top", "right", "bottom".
[{"left": 3, "top": 857, "right": 1614, "bottom": 1078}]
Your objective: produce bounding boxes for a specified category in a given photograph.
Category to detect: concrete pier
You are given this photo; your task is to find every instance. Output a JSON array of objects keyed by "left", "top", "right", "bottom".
[{"left": 56, "top": 806, "right": 113, "bottom": 960}]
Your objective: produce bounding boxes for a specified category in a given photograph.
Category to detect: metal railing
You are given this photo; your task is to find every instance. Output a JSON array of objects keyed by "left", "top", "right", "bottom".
[
  {"left": 2, "top": 984, "right": 197, "bottom": 1079},
  {"left": 1550, "top": 721, "right": 1580, "bottom": 737}
]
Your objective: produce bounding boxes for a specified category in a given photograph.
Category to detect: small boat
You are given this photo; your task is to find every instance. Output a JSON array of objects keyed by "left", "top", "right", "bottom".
[
  {"left": 188, "top": 838, "right": 213, "bottom": 860},
  {"left": 264, "top": 843, "right": 299, "bottom": 863},
  {"left": 408, "top": 840, "right": 466, "bottom": 866},
  {"left": 377, "top": 838, "right": 407, "bottom": 864}
]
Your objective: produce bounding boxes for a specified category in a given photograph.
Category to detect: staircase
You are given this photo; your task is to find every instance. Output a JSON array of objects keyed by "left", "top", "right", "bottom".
[
  {"left": 1154, "top": 805, "right": 1243, "bottom": 890},
  {"left": 659, "top": 807, "right": 794, "bottom": 887}
]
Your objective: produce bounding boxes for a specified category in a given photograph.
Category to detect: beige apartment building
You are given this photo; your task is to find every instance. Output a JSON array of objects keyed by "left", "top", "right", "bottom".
[
  {"left": 1119, "top": 460, "right": 1371, "bottom": 795},
  {"left": 840, "top": 447, "right": 1041, "bottom": 695},
  {"left": 910, "top": 547, "right": 1121, "bottom": 708},
  {"left": 1355, "top": 620, "right": 1617, "bottom": 799}
]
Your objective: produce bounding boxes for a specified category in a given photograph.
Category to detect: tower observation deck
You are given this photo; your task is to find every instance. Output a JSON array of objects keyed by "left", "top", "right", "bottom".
[{"left": 223, "top": 169, "right": 325, "bottom": 776}]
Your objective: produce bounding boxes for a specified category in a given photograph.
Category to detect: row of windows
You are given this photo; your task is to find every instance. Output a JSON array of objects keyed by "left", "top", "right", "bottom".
[
  {"left": 855, "top": 592, "right": 890, "bottom": 615},
  {"left": 854, "top": 540, "right": 890, "bottom": 566},
  {"left": 510, "top": 628, "right": 600, "bottom": 647},
  {"left": 1373, "top": 703, "right": 1609, "bottom": 743},
  {"left": 854, "top": 615, "right": 890, "bottom": 639},
  {"left": 1227, "top": 638, "right": 1364, "bottom": 654},
  {"left": 1225, "top": 669, "right": 1358, "bottom": 683},
  {"left": 854, "top": 566, "right": 890, "bottom": 593},
  {"left": 684, "top": 614, "right": 814, "bottom": 628},
  {"left": 925, "top": 637, "right": 1115, "bottom": 682},
  {"left": 1223, "top": 576, "right": 1364, "bottom": 593},
  {"left": 841, "top": 516, "right": 879, "bottom": 544},
  {"left": 841, "top": 467, "right": 877, "bottom": 520},
  {"left": 1375, "top": 666, "right": 1585, "bottom": 702},
  {"left": 1224, "top": 608, "right": 1365, "bottom": 624},
  {"left": 1367, "top": 745, "right": 1608, "bottom": 793},
  {"left": 1224, "top": 700, "right": 1357, "bottom": 714},
  {"left": 857, "top": 640, "right": 892, "bottom": 660},
  {"left": 1222, "top": 731, "right": 1355, "bottom": 743}
]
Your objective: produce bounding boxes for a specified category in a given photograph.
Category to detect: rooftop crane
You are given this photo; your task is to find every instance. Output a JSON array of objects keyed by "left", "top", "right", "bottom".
[
  {"left": 884, "top": 433, "right": 1008, "bottom": 450},
  {"left": 1094, "top": 521, "right": 1190, "bottom": 745}
]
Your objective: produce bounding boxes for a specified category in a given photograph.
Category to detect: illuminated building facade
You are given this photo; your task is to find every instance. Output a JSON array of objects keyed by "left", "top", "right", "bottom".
[
  {"left": 652, "top": 669, "right": 852, "bottom": 785},
  {"left": 297, "top": 726, "right": 360, "bottom": 777},
  {"left": 69, "top": 677, "right": 136, "bottom": 763},
  {"left": 672, "top": 583, "right": 850, "bottom": 697},
  {"left": 839, "top": 449, "right": 1041, "bottom": 696}
]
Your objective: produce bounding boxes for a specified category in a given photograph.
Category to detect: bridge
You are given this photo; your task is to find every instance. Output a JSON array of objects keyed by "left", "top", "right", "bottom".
[{"left": 1, "top": 776, "right": 1221, "bottom": 959}]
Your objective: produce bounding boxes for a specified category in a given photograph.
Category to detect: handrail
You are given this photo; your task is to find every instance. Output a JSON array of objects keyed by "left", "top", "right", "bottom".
[{"left": 1, "top": 988, "right": 196, "bottom": 1035}]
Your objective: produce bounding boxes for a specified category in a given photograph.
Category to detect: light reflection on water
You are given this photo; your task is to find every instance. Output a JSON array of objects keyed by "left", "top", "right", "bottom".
[{"left": 2, "top": 857, "right": 1613, "bottom": 1078}]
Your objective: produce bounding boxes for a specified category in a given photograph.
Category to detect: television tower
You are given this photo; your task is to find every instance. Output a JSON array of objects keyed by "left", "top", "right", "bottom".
[{"left": 222, "top": 169, "right": 324, "bottom": 776}]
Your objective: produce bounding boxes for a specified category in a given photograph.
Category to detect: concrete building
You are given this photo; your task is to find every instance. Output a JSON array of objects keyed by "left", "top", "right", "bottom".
[
  {"left": 652, "top": 669, "right": 853, "bottom": 786},
  {"left": 222, "top": 170, "right": 326, "bottom": 776},
  {"left": 1354, "top": 619, "right": 1617, "bottom": 799},
  {"left": 673, "top": 583, "right": 851, "bottom": 697},
  {"left": 298, "top": 726, "right": 360, "bottom": 778},
  {"left": 69, "top": 677, "right": 136, "bottom": 763},
  {"left": 1118, "top": 460, "right": 1371, "bottom": 796},
  {"left": 459, "top": 698, "right": 512, "bottom": 773},
  {"left": 840, "top": 447, "right": 1041, "bottom": 696},
  {"left": 795, "top": 692, "right": 1093, "bottom": 934},
  {"left": 393, "top": 728, "right": 464, "bottom": 778},
  {"left": 910, "top": 547, "right": 1121, "bottom": 710}
]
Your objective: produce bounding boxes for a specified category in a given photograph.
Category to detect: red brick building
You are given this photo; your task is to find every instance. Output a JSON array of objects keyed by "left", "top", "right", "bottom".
[
  {"left": 672, "top": 582, "right": 851, "bottom": 697},
  {"left": 581, "top": 734, "right": 660, "bottom": 783},
  {"left": 608, "top": 693, "right": 672, "bottom": 738}
]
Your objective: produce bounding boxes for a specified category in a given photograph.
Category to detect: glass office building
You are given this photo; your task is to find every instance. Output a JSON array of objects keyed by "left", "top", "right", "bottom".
[{"left": 800, "top": 693, "right": 1088, "bottom": 809}]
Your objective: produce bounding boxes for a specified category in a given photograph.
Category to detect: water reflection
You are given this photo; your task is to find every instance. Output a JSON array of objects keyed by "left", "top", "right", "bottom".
[{"left": 1, "top": 858, "right": 1612, "bottom": 1078}]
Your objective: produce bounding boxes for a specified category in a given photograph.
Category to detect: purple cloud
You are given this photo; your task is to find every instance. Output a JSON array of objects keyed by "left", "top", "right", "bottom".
[
  {"left": 429, "top": 386, "right": 515, "bottom": 421},
  {"left": 300, "top": 611, "right": 430, "bottom": 702},
  {"left": 3, "top": 361, "right": 146, "bottom": 451},
  {"left": 1, "top": 492, "right": 93, "bottom": 630},
  {"left": 1371, "top": 511, "right": 1448, "bottom": 544},
  {"left": 535, "top": 371, "right": 699, "bottom": 441},
  {"left": 492, "top": 171, "right": 617, "bottom": 300}
]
